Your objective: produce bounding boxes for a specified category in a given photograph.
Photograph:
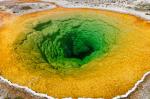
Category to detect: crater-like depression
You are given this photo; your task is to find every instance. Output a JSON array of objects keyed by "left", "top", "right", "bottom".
[{"left": 14, "top": 14, "right": 118, "bottom": 71}]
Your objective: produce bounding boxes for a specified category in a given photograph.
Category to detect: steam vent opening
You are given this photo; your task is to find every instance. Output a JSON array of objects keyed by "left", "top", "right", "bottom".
[
  {"left": 14, "top": 14, "right": 118, "bottom": 71},
  {"left": 39, "top": 30, "right": 104, "bottom": 68}
]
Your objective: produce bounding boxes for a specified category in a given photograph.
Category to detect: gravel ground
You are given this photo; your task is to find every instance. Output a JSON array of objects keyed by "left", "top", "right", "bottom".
[
  {"left": 0, "top": 80, "right": 47, "bottom": 99},
  {"left": 0, "top": 1, "right": 56, "bottom": 15},
  {"left": 125, "top": 74, "right": 150, "bottom": 99}
]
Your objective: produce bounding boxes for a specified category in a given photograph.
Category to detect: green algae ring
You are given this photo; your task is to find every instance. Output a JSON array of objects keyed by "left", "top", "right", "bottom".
[{"left": 13, "top": 10, "right": 118, "bottom": 72}]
